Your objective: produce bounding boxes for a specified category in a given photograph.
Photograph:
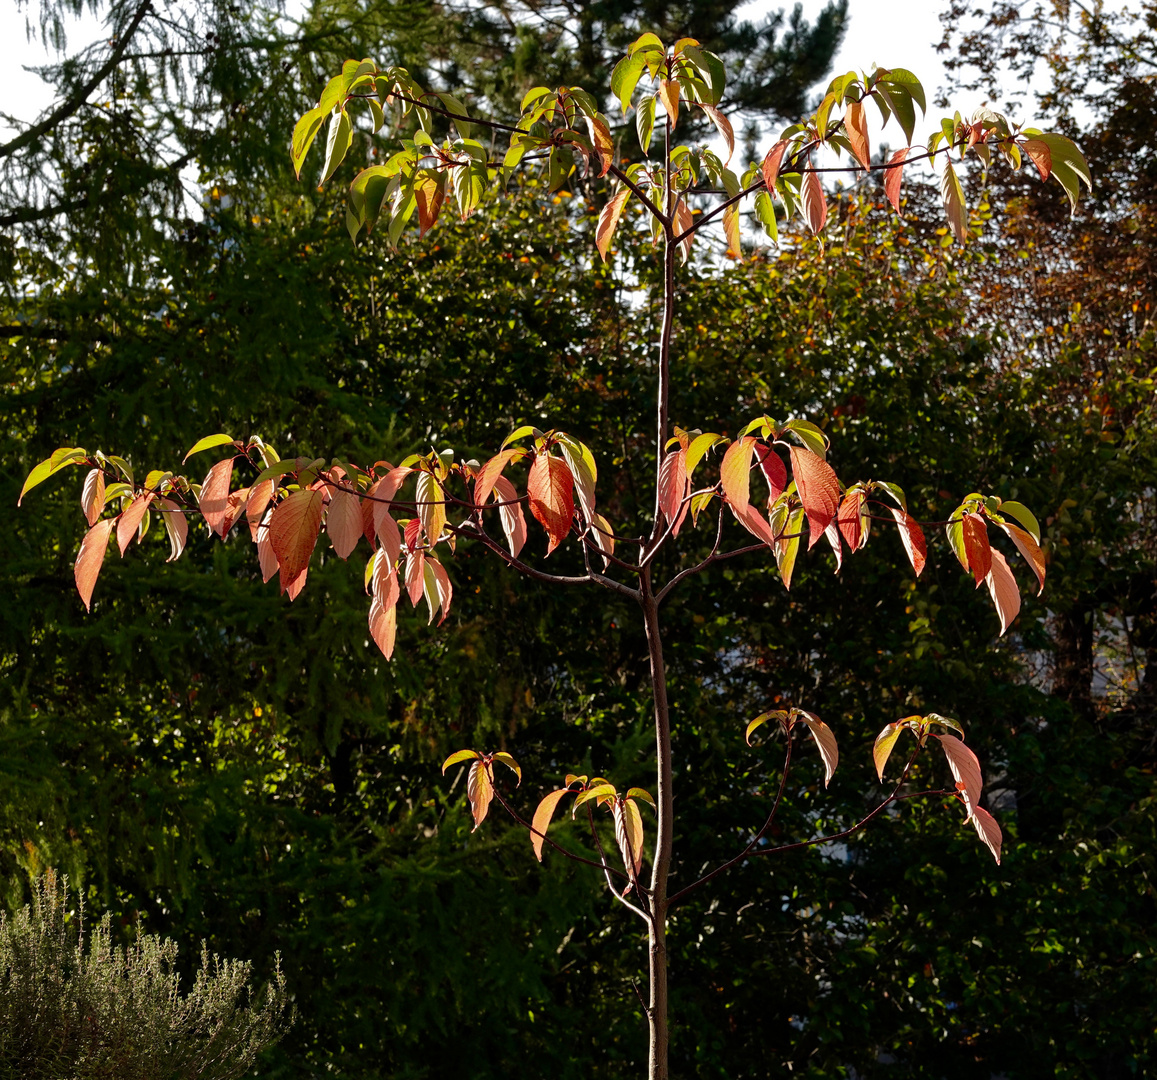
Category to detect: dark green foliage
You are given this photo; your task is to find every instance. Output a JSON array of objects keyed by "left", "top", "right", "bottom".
[{"left": 0, "top": 873, "right": 288, "bottom": 1080}]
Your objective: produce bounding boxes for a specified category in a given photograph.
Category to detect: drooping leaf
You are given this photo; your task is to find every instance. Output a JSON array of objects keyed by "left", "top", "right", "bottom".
[
  {"left": 884, "top": 146, "right": 908, "bottom": 214},
  {"left": 199, "top": 458, "right": 236, "bottom": 537},
  {"left": 755, "top": 444, "right": 786, "bottom": 504},
  {"left": 999, "top": 500, "right": 1041, "bottom": 542},
  {"left": 773, "top": 507, "right": 804, "bottom": 587},
  {"left": 745, "top": 709, "right": 789, "bottom": 745},
  {"left": 19, "top": 447, "right": 87, "bottom": 506},
  {"left": 1034, "top": 132, "right": 1091, "bottom": 215},
  {"left": 732, "top": 502, "right": 776, "bottom": 549},
  {"left": 527, "top": 453, "right": 574, "bottom": 555},
  {"left": 700, "top": 104, "right": 734, "bottom": 163},
  {"left": 720, "top": 436, "right": 756, "bottom": 515},
  {"left": 376, "top": 510, "right": 402, "bottom": 567},
  {"left": 596, "top": 189, "right": 630, "bottom": 262},
  {"left": 761, "top": 140, "right": 790, "bottom": 197},
  {"left": 491, "top": 476, "right": 528, "bottom": 558},
  {"left": 81, "top": 469, "right": 106, "bottom": 527},
  {"left": 589, "top": 512, "right": 615, "bottom": 568},
  {"left": 837, "top": 489, "right": 867, "bottom": 552},
  {"left": 800, "top": 159, "right": 827, "bottom": 235},
  {"left": 556, "top": 435, "right": 597, "bottom": 522},
  {"left": 367, "top": 595, "right": 397, "bottom": 659},
  {"left": 415, "top": 470, "right": 447, "bottom": 545},
  {"left": 572, "top": 783, "right": 616, "bottom": 815},
  {"left": 614, "top": 799, "right": 646, "bottom": 878},
  {"left": 873, "top": 722, "right": 905, "bottom": 782},
  {"left": 673, "top": 198, "right": 694, "bottom": 262},
  {"left": 985, "top": 548, "right": 1021, "bottom": 635},
  {"left": 442, "top": 749, "right": 480, "bottom": 773},
  {"left": 845, "top": 100, "right": 871, "bottom": 168},
  {"left": 427, "top": 557, "right": 453, "bottom": 626},
  {"left": 799, "top": 713, "right": 839, "bottom": 787},
  {"left": 246, "top": 479, "right": 276, "bottom": 538},
  {"left": 887, "top": 506, "right": 927, "bottom": 577},
  {"left": 326, "top": 488, "right": 362, "bottom": 559},
  {"left": 998, "top": 520, "right": 1045, "bottom": 595},
  {"left": 156, "top": 498, "right": 187, "bottom": 563},
  {"left": 256, "top": 529, "right": 278, "bottom": 583},
  {"left": 466, "top": 759, "right": 493, "bottom": 831},
  {"left": 291, "top": 106, "right": 328, "bottom": 179},
  {"left": 657, "top": 79, "right": 679, "bottom": 128},
  {"left": 723, "top": 202, "right": 742, "bottom": 260},
  {"left": 823, "top": 521, "right": 843, "bottom": 572},
  {"left": 658, "top": 449, "right": 689, "bottom": 533},
  {"left": 74, "top": 518, "right": 114, "bottom": 612},
  {"left": 531, "top": 789, "right": 571, "bottom": 861},
  {"left": 269, "top": 488, "right": 325, "bottom": 594},
  {"left": 413, "top": 172, "right": 445, "bottom": 237},
  {"left": 969, "top": 805, "right": 1003, "bottom": 864},
  {"left": 962, "top": 511, "right": 992, "bottom": 585},
  {"left": 788, "top": 446, "right": 839, "bottom": 546},
  {"left": 935, "top": 733, "right": 984, "bottom": 816},
  {"left": 940, "top": 159, "right": 967, "bottom": 243},
  {"left": 1021, "top": 138, "right": 1051, "bottom": 181},
  {"left": 405, "top": 549, "right": 426, "bottom": 607},
  {"left": 491, "top": 752, "right": 521, "bottom": 784},
  {"left": 320, "top": 108, "right": 353, "bottom": 186},
  {"left": 117, "top": 492, "right": 155, "bottom": 556}
]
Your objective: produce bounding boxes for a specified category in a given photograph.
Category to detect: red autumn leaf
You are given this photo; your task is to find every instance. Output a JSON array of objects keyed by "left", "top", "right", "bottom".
[
  {"left": 360, "top": 476, "right": 383, "bottom": 545},
  {"left": 325, "top": 488, "right": 362, "bottom": 559},
  {"left": 473, "top": 449, "right": 519, "bottom": 509},
  {"left": 596, "top": 189, "right": 630, "bottom": 262},
  {"left": 719, "top": 436, "right": 756, "bottom": 515},
  {"left": 884, "top": 146, "right": 908, "bottom": 214},
  {"left": 414, "top": 173, "right": 445, "bottom": 237},
  {"left": 730, "top": 502, "right": 775, "bottom": 548},
  {"left": 372, "top": 551, "right": 401, "bottom": 610},
  {"left": 256, "top": 528, "right": 278, "bottom": 582},
  {"left": 74, "top": 518, "right": 115, "bottom": 612},
  {"left": 156, "top": 498, "right": 188, "bottom": 563},
  {"left": 376, "top": 510, "right": 402, "bottom": 567},
  {"left": 527, "top": 453, "right": 574, "bottom": 555},
  {"left": 405, "top": 549, "right": 426, "bottom": 607},
  {"left": 801, "top": 158, "right": 827, "bottom": 235},
  {"left": 220, "top": 487, "right": 248, "bottom": 539},
  {"left": 285, "top": 564, "right": 308, "bottom": 602},
  {"left": 761, "top": 139, "right": 790, "bottom": 196},
  {"left": 117, "top": 492, "right": 155, "bottom": 556},
  {"left": 887, "top": 506, "right": 927, "bottom": 577},
  {"left": 1021, "top": 138, "right": 1051, "bottom": 182},
  {"left": 788, "top": 446, "right": 839, "bottom": 547},
  {"left": 970, "top": 804, "right": 1003, "bottom": 865},
  {"left": 998, "top": 520, "right": 1045, "bottom": 595},
  {"left": 199, "top": 457, "right": 236, "bottom": 537},
  {"left": 935, "top": 733, "right": 984, "bottom": 817},
  {"left": 658, "top": 449, "right": 689, "bottom": 533},
  {"left": 81, "top": 468, "right": 105, "bottom": 527},
  {"left": 845, "top": 100, "right": 871, "bottom": 169},
  {"left": 962, "top": 512, "right": 992, "bottom": 585},
  {"left": 530, "top": 789, "right": 571, "bottom": 862},
  {"left": 755, "top": 444, "right": 786, "bottom": 504},
  {"left": 985, "top": 548, "right": 1021, "bottom": 635},
  {"left": 368, "top": 595, "right": 397, "bottom": 659},
  {"left": 466, "top": 759, "right": 493, "bottom": 831},
  {"left": 269, "top": 488, "right": 324, "bottom": 595},
  {"left": 246, "top": 479, "right": 276, "bottom": 540},
  {"left": 492, "top": 476, "right": 527, "bottom": 558},
  {"left": 837, "top": 489, "right": 866, "bottom": 552},
  {"left": 403, "top": 517, "right": 422, "bottom": 551}
]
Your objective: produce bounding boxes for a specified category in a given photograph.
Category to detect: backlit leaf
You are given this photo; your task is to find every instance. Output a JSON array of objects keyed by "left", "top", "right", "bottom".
[
  {"left": 492, "top": 752, "right": 521, "bottom": 784},
  {"left": 614, "top": 798, "right": 645, "bottom": 878},
  {"left": 269, "top": 488, "right": 325, "bottom": 594},
  {"left": 998, "top": 520, "right": 1045, "bottom": 595},
  {"left": 673, "top": 198, "right": 694, "bottom": 262},
  {"left": 326, "top": 488, "right": 362, "bottom": 559},
  {"left": 527, "top": 453, "right": 574, "bottom": 555},
  {"left": 935, "top": 733, "right": 984, "bottom": 816},
  {"left": 873, "top": 722, "right": 905, "bottom": 782},
  {"left": 74, "top": 519, "right": 114, "bottom": 611},
  {"left": 376, "top": 510, "right": 402, "bottom": 567},
  {"left": 658, "top": 449, "right": 689, "bottom": 533},
  {"left": 19, "top": 446, "right": 87, "bottom": 505},
  {"left": 572, "top": 783, "right": 616, "bottom": 815},
  {"left": 405, "top": 549, "right": 426, "bottom": 607},
  {"left": 788, "top": 446, "right": 839, "bottom": 546},
  {"left": 720, "top": 436, "right": 756, "bottom": 515},
  {"left": 531, "top": 789, "right": 570, "bottom": 861},
  {"left": 657, "top": 79, "right": 679, "bottom": 128},
  {"left": 731, "top": 502, "right": 776, "bottom": 549},
  {"left": 415, "top": 470, "right": 447, "bottom": 545},
  {"left": 745, "top": 709, "right": 789, "bottom": 745},
  {"left": 291, "top": 106, "right": 327, "bottom": 179},
  {"left": 761, "top": 140, "right": 790, "bottom": 196},
  {"left": 837, "top": 488, "right": 867, "bottom": 551},
  {"left": 799, "top": 713, "right": 839, "bottom": 787},
  {"left": 625, "top": 788, "right": 655, "bottom": 807},
  {"left": 466, "top": 760, "right": 493, "bottom": 831},
  {"left": 940, "top": 159, "right": 967, "bottom": 243},
  {"left": 556, "top": 435, "right": 597, "bottom": 521},
  {"left": 1034, "top": 132, "right": 1091, "bottom": 214},
  {"left": 81, "top": 469, "right": 105, "bottom": 527},
  {"left": 492, "top": 476, "right": 528, "bottom": 558},
  {"left": 589, "top": 512, "right": 616, "bottom": 567},
  {"left": 1021, "top": 138, "right": 1051, "bottom": 181},
  {"left": 962, "top": 511, "right": 991, "bottom": 585},
  {"left": 199, "top": 458, "right": 236, "bottom": 537},
  {"left": 970, "top": 805, "right": 1003, "bottom": 864},
  {"left": 999, "top": 500, "right": 1040, "bottom": 542},
  {"left": 246, "top": 479, "right": 276, "bottom": 539},
  {"left": 887, "top": 506, "right": 927, "bottom": 577},
  {"left": 985, "top": 548, "right": 1021, "bottom": 635},
  {"left": 845, "top": 100, "right": 870, "bottom": 168},
  {"left": 884, "top": 146, "right": 908, "bottom": 214},
  {"left": 801, "top": 159, "right": 827, "bottom": 235},
  {"left": 427, "top": 556, "right": 453, "bottom": 626},
  {"left": 441, "top": 748, "right": 479, "bottom": 773},
  {"left": 700, "top": 104, "right": 734, "bottom": 163},
  {"left": 182, "top": 433, "right": 236, "bottom": 462},
  {"left": 117, "top": 492, "right": 155, "bottom": 556},
  {"left": 755, "top": 444, "right": 786, "bottom": 504},
  {"left": 596, "top": 189, "right": 630, "bottom": 262},
  {"left": 367, "top": 595, "right": 397, "bottom": 659},
  {"left": 723, "top": 203, "right": 742, "bottom": 259},
  {"left": 774, "top": 507, "right": 803, "bottom": 588},
  {"left": 157, "top": 498, "right": 188, "bottom": 562},
  {"left": 257, "top": 529, "right": 278, "bottom": 582},
  {"left": 321, "top": 108, "right": 353, "bottom": 186}
]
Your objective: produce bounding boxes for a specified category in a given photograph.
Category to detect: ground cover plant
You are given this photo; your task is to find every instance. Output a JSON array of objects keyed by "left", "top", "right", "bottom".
[{"left": 20, "top": 31, "right": 1090, "bottom": 1079}]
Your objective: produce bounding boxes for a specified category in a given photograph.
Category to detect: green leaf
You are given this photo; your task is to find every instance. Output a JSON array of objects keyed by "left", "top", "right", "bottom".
[
  {"left": 320, "top": 108, "right": 353, "bottom": 187},
  {"left": 754, "top": 190, "right": 778, "bottom": 243},
  {"left": 291, "top": 106, "right": 328, "bottom": 179},
  {"left": 998, "top": 500, "right": 1041, "bottom": 542},
  {"left": 182, "top": 433, "right": 236, "bottom": 462},
  {"left": 625, "top": 787, "right": 656, "bottom": 808},
  {"left": 436, "top": 91, "right": 474, "bottom": 137},
  {"left": 875, "top": 481, "right": 907, "bottom": 511},
  {"left": 629, "top": 32, "right": 664, "bottom": 56},
  {"left": 681, "top": 46, "right": 726, "bottom": 104},
  {"left": 685, "top": 432, "right": 723, "bottom": 478},
  {"left": 782, "top": 419, "right": 829, "bottom": 456},
  {"left": 636, "top": 93, "right": 657, "bottom": 154},
  {"left": 572, "top": 783, "right": 616, "bottom": 815},
  {"left": 925, "top": 713, "right": 965, "bottom": 737},
  {"left": 611, "top": 53, "right": 647, "bottom": 116},
  {"left": 501, "top": 425, "right": 540, "bottom": 449},
  {"left": 441, "top": 749, "right": 480, "bottom": 773},
  {"left": 18, "top": 447, "right": 87, "bottom": 505}
]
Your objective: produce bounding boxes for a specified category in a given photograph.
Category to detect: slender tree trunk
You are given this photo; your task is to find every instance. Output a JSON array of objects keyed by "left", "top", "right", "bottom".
[{"left": 641, "top": 576, "right": 671, "bottom": 1080}]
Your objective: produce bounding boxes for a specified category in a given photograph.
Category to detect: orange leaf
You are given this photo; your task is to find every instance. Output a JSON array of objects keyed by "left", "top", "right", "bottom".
[
  {"left": 256, "top": 528, "right": 278, "bottom": 582},
  {"left": 985, "top": 548, "right": 1021, "bottom": 635},
  {"left": 998, "top": 520, "right": 1045, "bottom": 595},
  {"left": 428, "top": 556, "right": 453, "bottom": 626},
  {"left": 246, "top": 479, "right": 275, "bottom": 540},
  {"left": 723, "top": 203, "right": 742, "bottom": 260},
  {"left": 657, "top": 79, "right": 679, "bottom": 127},
  {"left": 414, "top": 173, "right": 445, "bottom": 237},
  {"left": 884, "top": 146, "right": 908, "bottom": 214},
  {"left": 467, "top": 759, "right": 493, "bottom": 830},
  {"left": 801, "top": 159, "right": 827, "bottom": 235},
  {"left": 673, "top": 197, "right": 694, "bottom": 262},
  {"left": 285, "top": 564, "right": 308, "bottom": 602},
  {"left": 700, "top": 103, "right": 734, "bottom": 163},
  {"left": 474, "top": 449, "right": 519, "bottom": 508},
  {"left": 372, "top": 550, "right": 401, "bottom": 610},
  {"left": 326, "top": 488, "right": 362, "bottom": 559},
  {"left": 935, "top": 733, "right": 983, "bottom": 817},
  {"left": 970, "top": 805, "right": 1003, "bottom": 865},
  {"left": 74, "top": 518, "right": 114, "bottom": 612},
  {"left": 788, "top": 446, "right": 839, "bottom": 547},
  {"left": 730, "top": 501, "right": 775, "bottom": 548},
  {"left": 199, "top": 457, "right": 236, "bottom": 537},
  {"left": 720, "top": 436, "right": 756, "bottom": 515},
  {"left": 405, "top": 549, "right": 426, "bottom": 607},
  {"left": 761, "top": 140, "right": 789, "bottom": 196},
  {"left": 269, "top": 488, "right": 325, "bottom": 594},
  {"left": 527, "top": 453, "right": 574, "bottom": 555},
  {"left": 376, "top": 510, "right": 402, "bottom": 567},
  {"left": 492, "top": 476, "right": 527, "bottom": 558},
  {"left": 530, "top": 788, "right": 570, "bottom": 861},
  {"left": 1021, "top": 138, "right": 1051, "bottom": 181},
  {"left": 962, "top": 512, "right": 991, "bottom": 585},
  {"left": 595, "top": 189, "right": 630, "bottom": 262},
  {"left": 368, "top": 595, "right": 397, "bottom": 659},
  {"left": 845, "top": 100, "right": 870, "bottom": 169},
  {"left": 117, "top": 492, "right": 155, "bottom": 556},
  {"left": 658, "top": 449, "right": 689, "bottom": 532},
  {"left": 755, "top": 444, "right": 786, "bottom": 503},
  {"left": 81, "top": 468, "right": 105, "bottom": 527},
  {"left": 887, "top": 506, "right": 926, "bottom": 577}
]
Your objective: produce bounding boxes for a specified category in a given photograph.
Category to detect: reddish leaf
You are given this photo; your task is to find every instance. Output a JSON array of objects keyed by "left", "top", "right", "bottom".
[
  {"left": 658, "top": 449, "right": 689, "bottom": 533},
  {"left": 157, "top": 498, "right": 188, "bottom": 563},
  {"left": 657, "top": 79, "right": 679, "bottom": 127},
  {"left": 492, "top": 476, "right": 527, "bottom": 558},
  {"left": 723, "top": 203, "right": 742, "bottom": 260},
  {"left": 74, "top": 518, "right": 114, "bottom": 612},
  {"left": 887, "top": 506, "right": 927, "bottom": 577},
  {"left": 970, "top": 804, "right": 1003, "bottom": 864},
  {"left": 884, "top": 146, "right": 908, "bottom": 214},
  {"left": 527, "top": 453, "right": 574, "bottom": 555},
  {"left": 466, "top": 759, "right": 493, "bottom": 831},
  {"left": 372, "top": 550, "right": 401, "bottom": 610},
  {"left": 731, "top": 502, "right": 775, "bottom": 548},
  {"left": 326, "top": 488, "right": 362, "bottom": 559},
  {"left": 285, "top": 564, "right": 308, "bottom": 602},
  {"left": 530, "top": 789, "right": 570, "bottom": 861},
  {"left": 246, "top": 479, "right": 275, "bottom": 539},
  {"left": 403, "top": 517, "right": 422, "bottom": 551},
  {"left": 199, "top": 457, "right": 236, "bottom": 537},
  {"left": 962, "top": 512, "right": 992, "bottom": 585},
  {"left": 360, "top": 476, "right": 383, "bottom": 545},
  {"left": 256, "top": 529, "right": 278, "bottom": 583},
  {"left": 845, "top": 100, "right": 871, "bottom": 168},
  {"left": 613, "top": 797, "right": 645, "bottom": 878},
  {"left": 368, "top": 595, "right": 397, "bottom": 659},
  {"left": 81, "top": 468, "right": 105, "bottom": 527},
  {"left": 998, "top": 520, "right": 1045, "bottom": 595},
  {"left": 720, "top": 436, "right": 756, "bottom": 515},
  {"left": 376, "top": 510, "right": 402, "bottom": 567},
  {"left": 985, "top": 548, "right": 1021, "bottom": 635},
  {"left": 596, "top": 189, "right": 630, "bottom": 262},
  {"left": 755, "top": 444, "right": 786, "bottom": 504},
  {"left": 220, "top": 487, "right": 247, "bottom": 539},
  {"left": 269, "top": 488, "right": 325, "bottom": 595},
  {"left": 1021, "top": 138, "right": 1051, "bottom": 182},
  {"left": 789, "top": 446, "right": 839, "bottom": 547},
  {"left": 117, "top": 492, "right": 155, "bottom": 556},
  {"left": 474, "top": 449, "right": 519, "bottom": 508},
  {"left": 427, "top": 556, "right": 453, "bottom": 626},
  {"left": 761, "top": 140, "right": 790, "bottom": 196},
  {"left": 935, "top": 733, "right": 984, "bottom": 817},
  {"left": 405, "top": 549, "right": 426, "bottom": 607},
  {"left": 673, "top": 198, "right": 694, "bottom": 262},
  {"left": 837, "top": 489, "right": 867, "bottom": 552},
  {"left": 700, "top": 103, "right": 734, "bottom": 163},
  {"left": 799, "top": 712, "right": 839, "bottom": 787},
  {"left": 801, "top": 158, "right": 827, "bottom": 235}
]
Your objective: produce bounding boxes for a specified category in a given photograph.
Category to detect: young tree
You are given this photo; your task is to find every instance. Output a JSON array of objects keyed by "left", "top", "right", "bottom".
[{"left": 21, "top": 34, "right": 1089, "bottom": 1078}]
